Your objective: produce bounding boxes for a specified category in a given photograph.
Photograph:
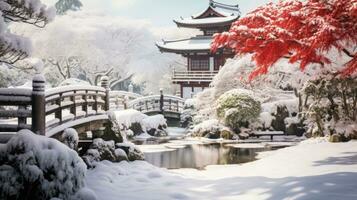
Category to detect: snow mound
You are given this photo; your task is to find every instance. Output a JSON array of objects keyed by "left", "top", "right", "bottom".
[
  {"left": 109, "top": 109, "right": 147, "bottom": 130},
  {"left": 0, "top": 130, "right": 87, "bottom": 200},
  {"left": 141, "top": 114, "right": 167, "bottom": 131}
]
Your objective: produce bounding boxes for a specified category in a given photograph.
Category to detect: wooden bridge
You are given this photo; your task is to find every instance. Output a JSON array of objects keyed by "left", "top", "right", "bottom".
[
  {"left": 128, "top": 93, "right": 184, "bottom": 119},
  {"left": 0, "top": 75, "right": 185, "bottom": 142}
]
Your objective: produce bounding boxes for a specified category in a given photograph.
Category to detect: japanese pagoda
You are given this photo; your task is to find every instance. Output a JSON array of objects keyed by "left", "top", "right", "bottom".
[{"left": 156, "top": 0, "right": 240, "bottom": 98}]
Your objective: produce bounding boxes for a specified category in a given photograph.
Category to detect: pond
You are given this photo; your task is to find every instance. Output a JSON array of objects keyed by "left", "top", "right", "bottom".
[{"left": 135, "top": 128, "right": 295, "bottom": 170}]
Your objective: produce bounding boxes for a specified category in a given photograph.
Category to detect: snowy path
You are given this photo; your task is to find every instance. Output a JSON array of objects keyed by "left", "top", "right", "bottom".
[{"left": 85, "top": 140, "right": 357, "bottom": 200}]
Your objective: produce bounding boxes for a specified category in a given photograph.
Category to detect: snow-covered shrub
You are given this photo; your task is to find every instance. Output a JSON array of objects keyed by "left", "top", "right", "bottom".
[
  {"left": 0, "top": 130, "right": 87, "bottom": 200},
  {"left": 62, "top": 128, "right": 79, "bottom": 150},
  {"left": 141, "top": 114, "right": 168, "bottom": 137},
  {"left": 110, "top": 109, "right": 147, "bottom": 131},
  {"left": 109, "top": 110, "right": 168, "bottom": 137},
  {"left": 82, "top": 138, "right": 129, "bottom": 167},
  {"left": 191, "top": 119, "right": 223, "bottom": 138},
  {"left": 255, "top": 97, "right": 303, "bottom": 135},
  {"left": 116, "top": 142, "right": 145, "bottom": 161},
  {"left": 302, "top": 75, "right": 357, "bottom": 139},
  {"left": 216, "top": 89, "right": 261, "bottom": 131},
  {"left": 191, "top": 119, "right": 236, "bottom": 139},
  {"left": 180, "top": 98, "right": 197, "bottom": 128}
]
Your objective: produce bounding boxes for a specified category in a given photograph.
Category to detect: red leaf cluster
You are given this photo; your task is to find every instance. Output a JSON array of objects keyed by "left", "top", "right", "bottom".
[{"left": 212, "top": 0, "right": 357, "bottom": 80}]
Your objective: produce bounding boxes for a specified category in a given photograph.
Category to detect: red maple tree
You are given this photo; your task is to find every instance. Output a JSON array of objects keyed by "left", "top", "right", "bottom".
[{"left": 211, "top": 0, "right": 357, "bottom": 80}]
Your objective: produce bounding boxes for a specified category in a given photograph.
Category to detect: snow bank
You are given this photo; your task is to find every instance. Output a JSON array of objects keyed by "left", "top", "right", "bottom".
[
  {"left": 85, "top": 140, "right": 357, "bottom": 200},
  {"left": 0, "top": 129, "right": 91, "bottom": 200}
]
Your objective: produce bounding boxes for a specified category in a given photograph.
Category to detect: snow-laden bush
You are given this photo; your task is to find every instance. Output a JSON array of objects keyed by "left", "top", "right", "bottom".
[
  {"left": 116, "top": 142, "right": 145, "bottom": 161},
  {"left": 141, "top": 115, "right": 168, "bottom": 137},
  {"left": 302, "top": 76, "right": 357, "bottom": 139},
  {"left": 82, "top": 138, "right": 129, "bottom": 168},
  {"left": 108, "top": 110, "right": 168, "bottom": 137},
  {"left": 62, "top": 128, "right": 79, "bottom": 150},
  {"left": 109, "top": 109, "right": 147, "bottom": 131},
  {"left": 0, "top": 130, "right": 88, "bottom": 200},
  {"left": 82, "top": 139, "right": 145, "bottom": 167},
  {"left": 216, "top": 89, "right": 261, "bottom": 131},
  {"left": 254, "top": 97, "right": 303, "bottom": 135},
  {"left": 180, "top": 98, "right": 198, "bottom": 128},
  {"left": 191, "top": 119, "right": 223, "bottom": 138}
]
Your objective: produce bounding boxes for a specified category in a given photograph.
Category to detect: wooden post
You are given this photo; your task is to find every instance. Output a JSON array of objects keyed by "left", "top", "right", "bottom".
[
  {"left": 169, "top": 99, "right": 172, "bottom": 111},
  {"left": 93, "top": 91, "right": 98, "bottom": 113},
  {"left": 101, "top": 76, "right": 110, "bottom": 111},
  {"left": 70, "top": 91, "right": 76, "bottom": 117},
  {"left": 18, "top": 105, "right": 27, "bottom": 128},
  {"left": 32, "top": 74, "right": 46, "bottom": 135},
  {"left": 55, "top": 94, "right": 62, "bottom": 122},
  {"left": 82, "top": 91, "right": 88, "bottom": 115},
  {"left": 159, "top": 89, "right": 164, "bottom": 114}
]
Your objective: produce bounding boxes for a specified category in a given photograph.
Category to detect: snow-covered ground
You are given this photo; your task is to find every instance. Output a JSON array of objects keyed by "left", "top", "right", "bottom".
[{"left": 86, "top": 139, "right": 357, "bottom": 200}]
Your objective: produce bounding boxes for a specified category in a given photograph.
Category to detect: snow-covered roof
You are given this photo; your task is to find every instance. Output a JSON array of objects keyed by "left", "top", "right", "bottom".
[
  {"left": 174, "top": 15, "right": 238, "bottom": 28},
  {"left": 192, "top": 5, "right": 231, "bottom": 18},
  {"left": 156, "top": 36, "right": 212, "bottom": 53},
  {"left": 174, "top": 1, "right": 240, "bottom": 28}
]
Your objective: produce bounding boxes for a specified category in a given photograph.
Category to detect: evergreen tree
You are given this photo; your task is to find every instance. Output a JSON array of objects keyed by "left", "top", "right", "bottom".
[{"left": 55, "top": 0, "right": 83, "bottom": 15}]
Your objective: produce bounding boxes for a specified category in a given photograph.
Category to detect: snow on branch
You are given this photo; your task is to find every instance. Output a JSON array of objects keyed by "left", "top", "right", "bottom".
[
  {"left": 1, "top": 0, "right": 55, "bottom": 27},
  {"left": 212, "top": 0, "right": 357, "bottom": 79},
  {"left": 0, "top": 0, "right": 55, "bottom": 65}
]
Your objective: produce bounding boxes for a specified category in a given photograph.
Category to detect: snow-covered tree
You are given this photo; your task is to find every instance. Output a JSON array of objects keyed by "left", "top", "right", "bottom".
[
  {"left": 211, "top": 0, "right": 357, "bottom": 138},
  {"left": 212, "top": 0, "right": 357, "bottom": 80},
  {"left": 11, "top": 11, "right": 186, "bottom": 94},
  {"left": 55, "top": 0, "right": 82, "bottom": 14},
  {"left": 0, "top": 0, "right": 54, "bottom": 65}
]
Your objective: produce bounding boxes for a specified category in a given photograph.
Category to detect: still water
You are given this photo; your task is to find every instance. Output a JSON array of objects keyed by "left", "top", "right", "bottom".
[
  {"left": 141, "top": 142, "right": 278, "bottom": 170},
  {"left": 135, "top": 128, "right": 292, "bottom": 170}
]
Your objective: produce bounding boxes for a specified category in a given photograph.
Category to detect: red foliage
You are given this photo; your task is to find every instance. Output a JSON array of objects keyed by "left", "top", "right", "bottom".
[{"left": 212, "top": 0, "right": 357, "bottom": 80}]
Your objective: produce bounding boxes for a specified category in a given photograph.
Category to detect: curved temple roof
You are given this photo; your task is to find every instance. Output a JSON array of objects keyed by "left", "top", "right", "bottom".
[
  {"left": 174, "top": 15, "right": 238, "bottom": 28},
  {"left": 156, "top": 36, "right": 213, "bottom": 54},
  {"left": 174, "top": 0, "right": 240, "bottom": 28}
]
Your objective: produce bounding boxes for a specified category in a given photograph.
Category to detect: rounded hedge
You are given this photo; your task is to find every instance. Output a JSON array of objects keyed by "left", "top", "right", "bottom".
[{"left": 216, "top": 90, "right": 261, "bottom": 130}]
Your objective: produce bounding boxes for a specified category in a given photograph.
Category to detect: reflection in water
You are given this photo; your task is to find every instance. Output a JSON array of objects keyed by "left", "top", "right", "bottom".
[{"left": 144, "top": 143, "right": 269, "bottom": 169}]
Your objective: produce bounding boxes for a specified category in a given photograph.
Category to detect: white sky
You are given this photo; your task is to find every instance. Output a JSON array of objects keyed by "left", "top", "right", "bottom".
[{"left": 43, "top": 0, "right": 278, "bottom": 27}]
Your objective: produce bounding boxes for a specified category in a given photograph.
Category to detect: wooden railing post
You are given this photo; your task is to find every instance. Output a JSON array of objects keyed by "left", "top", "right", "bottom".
[
  {"left": 101, "top": 76, "right": 110, "bottom": 111},
  {"left": 70, "top": 91, "right": 76, "bottom": 117},
  {"left": 93, "top": 91, "right": 98, "bottom": 113},
  {"left": 82, "top": 91, "right": 88, "bottom": 115},
  {"left": 32, "top": 74, "right": 46, "bottom": 135},
  {"left": 159, "top": 89, "right": 164, "bottom": 114},
  {"left": 55, "top": 94, "right": 62, "bottom": 122}
]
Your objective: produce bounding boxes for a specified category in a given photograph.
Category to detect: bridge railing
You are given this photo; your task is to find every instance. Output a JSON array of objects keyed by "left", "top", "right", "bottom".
[
  {"left": 0, "top": 88, "right": 32, "bottom": 133},
  {"left": 109, "top": 90, "right": 143, "bottom": 110},
  {"left": 128, "top": 92, "right": 184, "bottom": 114},
  {"left": 0, "top": 75, "right": 111, "bottom": 137}
]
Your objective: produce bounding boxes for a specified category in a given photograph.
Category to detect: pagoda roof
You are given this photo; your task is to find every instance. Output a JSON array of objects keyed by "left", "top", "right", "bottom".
[
  {"left": 156, "top": 36, "right": 212, "bottom": 54},
  {"left": 174, "top": 1, "right": 240, "bottom": 29},
  {"left": 174, "top": 15, "right": 238, "bottom": 29}
]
